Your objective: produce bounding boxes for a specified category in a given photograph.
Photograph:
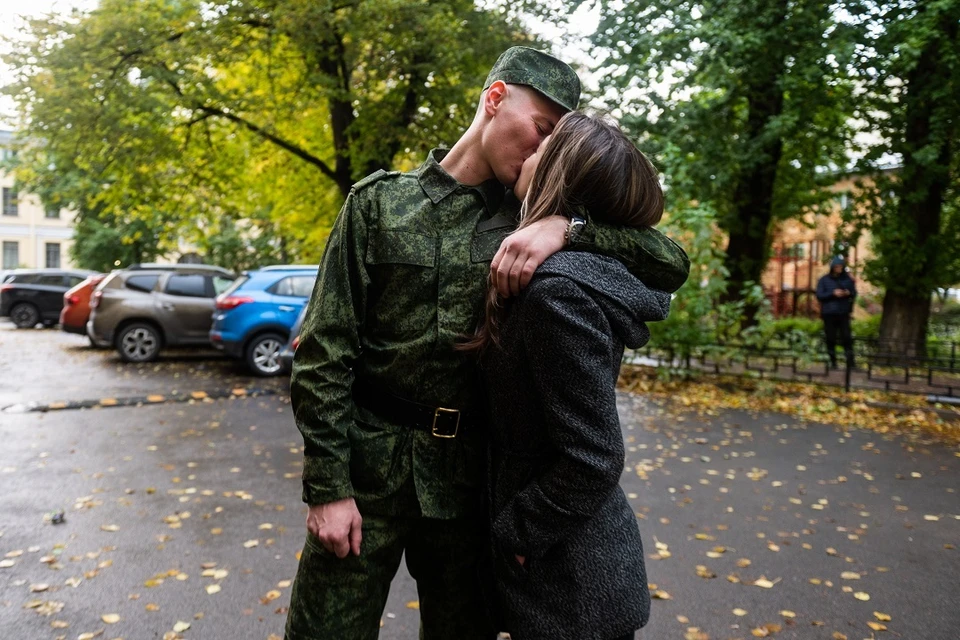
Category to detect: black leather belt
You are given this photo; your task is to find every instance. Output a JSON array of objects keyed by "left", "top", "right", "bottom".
[{"left": 352, "top": 380, "right": 474, "bottom": 439}]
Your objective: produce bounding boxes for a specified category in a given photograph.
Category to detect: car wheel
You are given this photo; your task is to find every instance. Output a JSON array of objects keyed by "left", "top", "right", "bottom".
[
  {"left": 117, "top": 322, "right": 162, "bottom": 363},
  {"left": 246, "top": 333, "right": 285, "bottom": 377},
  {"left": 10, "top": 303, "right": 40, "bottom": 329}
]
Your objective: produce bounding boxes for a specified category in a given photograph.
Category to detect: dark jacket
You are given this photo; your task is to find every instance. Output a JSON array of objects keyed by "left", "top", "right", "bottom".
[
  {"left": 482, "top": 251, "right": 671, "bottom": 640},
  {"left": 816, "top": 258, "right": 857, "bottom": 316}
]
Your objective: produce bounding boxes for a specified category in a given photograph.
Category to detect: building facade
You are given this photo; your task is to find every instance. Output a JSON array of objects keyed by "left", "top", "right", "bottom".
[
  {"left": 0, "top": 130, "right": 76, "bottom": 270},
  {"left": 761, "top": 174, "right": 888, "bottom": 319}
]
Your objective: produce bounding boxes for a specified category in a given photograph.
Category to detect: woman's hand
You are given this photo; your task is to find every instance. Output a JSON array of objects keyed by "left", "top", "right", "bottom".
[{"left": 491, "top": 216, "right": 568, "bottom": 297}]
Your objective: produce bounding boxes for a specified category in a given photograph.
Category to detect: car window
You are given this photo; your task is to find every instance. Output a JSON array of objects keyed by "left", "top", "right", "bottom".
[
  {"left": 271, "top": 275, "right": 316, "bottom": 297},
  {"left": 219, "top": 275, "right": 249, "bottom": 298},
  {"left": 67, "top": 276, "right": 85, "bottom": 287},
  {"left": 165, "top": 274, "right": 209, "bottom": 298},
  {"left": 125, "top": 274, "right": 160, "bottom": 293},
  {"left": 11, "top": 273, "right": 38, "bottom": 284},
  {"left": 213, "top": 276, "right": 234, "bottom": 296},
  {"left": 37, "top": 274, "right": 65, "bottom": 286}
]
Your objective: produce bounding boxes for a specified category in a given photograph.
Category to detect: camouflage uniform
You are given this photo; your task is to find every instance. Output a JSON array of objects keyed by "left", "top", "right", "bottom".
[{"left": 285, "top": 48, "right": 691, "bottom": 640}]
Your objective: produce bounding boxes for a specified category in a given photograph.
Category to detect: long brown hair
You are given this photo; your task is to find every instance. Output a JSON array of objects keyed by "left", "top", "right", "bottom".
[{"left": 459, "top": 111, "right": 664, "bottom": 354}]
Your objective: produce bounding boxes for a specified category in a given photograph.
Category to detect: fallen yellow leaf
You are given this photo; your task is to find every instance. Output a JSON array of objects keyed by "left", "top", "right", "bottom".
[
  {"left": 406, "top": 600, "right": 420, "bottom": 609},
  {"left": 867, "top": 621, "right": 887, "bottom": 631},
  {"left": 101, "top": 614, "right": 120, "bottom": 624},
  {"left": 733, "top": 608, "right": 748, "bottom": 616},
  {"left": 780, "top": 610, "right": 796, "bottom": 618},
  {"left": 206, "top": 584, "right": 221, "bottom": 594},
  {"left": 873, "top": 612, "right": 892, "bottom": 622},
  {"left": 854, "top": 592, "right": 870, "bottom": 601},
  {"left": 173, "top": 620, "right": 191, "bottom": 632}
]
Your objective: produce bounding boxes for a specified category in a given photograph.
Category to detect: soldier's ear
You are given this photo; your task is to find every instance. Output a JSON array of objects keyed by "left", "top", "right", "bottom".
[{"left": 483, "top": 81, "right": 507, "bottom": 117}]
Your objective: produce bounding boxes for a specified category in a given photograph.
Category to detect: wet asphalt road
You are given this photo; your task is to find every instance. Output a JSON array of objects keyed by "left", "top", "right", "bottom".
[{"left": 0, "top": 322, "right": 958, "bottom": 640}]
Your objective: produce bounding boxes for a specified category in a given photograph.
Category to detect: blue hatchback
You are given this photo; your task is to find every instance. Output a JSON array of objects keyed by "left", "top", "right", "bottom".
[{"left": 210, "top": 265, "right": 317, "bottom": 376}]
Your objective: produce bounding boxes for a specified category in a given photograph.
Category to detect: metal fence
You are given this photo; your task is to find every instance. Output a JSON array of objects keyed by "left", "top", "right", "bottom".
[{"left": 625, "top": 337, "right": 960, "bottom": 400}]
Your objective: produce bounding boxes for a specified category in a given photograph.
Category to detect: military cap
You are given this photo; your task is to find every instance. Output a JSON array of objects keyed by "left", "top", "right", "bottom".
[{"left": 483, "top": 46, "right": 581, "bottom": 112}]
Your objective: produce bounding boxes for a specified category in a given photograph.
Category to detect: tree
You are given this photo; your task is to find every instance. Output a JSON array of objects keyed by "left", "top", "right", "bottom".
[
  {"left": 3, "top": 0, "right": 530, "bottom": 262},
  {"left": 575, "top": 0, "right": 857, "bottom": 317},
  {"left": 846, "top": 0, "right": 960, "bottom": 354}
]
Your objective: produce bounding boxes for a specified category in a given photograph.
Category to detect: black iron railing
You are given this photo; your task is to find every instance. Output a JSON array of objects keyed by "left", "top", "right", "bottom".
[{"left": 625, "top": 337, "right": 960, "bottom": 400}]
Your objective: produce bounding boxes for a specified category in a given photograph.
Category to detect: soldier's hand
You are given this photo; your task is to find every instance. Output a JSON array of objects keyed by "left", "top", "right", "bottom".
[
  {"left": 492, "top": 215, "right": 567, "bottom": 298},
  {"left": 306, "top": 498, "right": 362, "bottom": 559}
]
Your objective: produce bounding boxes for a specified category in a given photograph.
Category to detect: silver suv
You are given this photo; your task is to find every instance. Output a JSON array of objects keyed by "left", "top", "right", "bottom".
[{"left": 88, "top": 265, "right": 236, "bottom": 362}]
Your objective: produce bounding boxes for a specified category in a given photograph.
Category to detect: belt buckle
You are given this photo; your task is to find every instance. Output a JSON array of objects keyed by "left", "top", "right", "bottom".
[{"left": 431, "top": 407, "right": 460, "bottom": 439}]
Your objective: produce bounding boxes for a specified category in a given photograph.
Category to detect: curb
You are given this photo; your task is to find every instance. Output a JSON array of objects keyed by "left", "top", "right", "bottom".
[{"left": 2, "top": 387, "right": 280, "bottom": 414}]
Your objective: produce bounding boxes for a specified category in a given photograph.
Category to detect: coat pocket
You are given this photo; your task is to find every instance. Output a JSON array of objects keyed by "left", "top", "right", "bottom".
[
  {"left": 470, "top": 218, "right": 513, "bottom": 263},
  {"left": 366, "top": 230, "right": 437, "bottom": 267},
  {"left": 347, "top": 418, "right": 410, "bottom": 498}
]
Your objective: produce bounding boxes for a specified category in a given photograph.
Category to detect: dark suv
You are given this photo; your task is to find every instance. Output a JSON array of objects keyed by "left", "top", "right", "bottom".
[
  {"left": 88, "top": 265, "right": 235, "bottom": 362},
  {"left": 1, "top": 269, "right": 99, "bottom": 328}
]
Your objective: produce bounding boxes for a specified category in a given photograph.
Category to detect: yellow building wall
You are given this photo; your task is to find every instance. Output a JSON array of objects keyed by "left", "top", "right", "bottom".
[{"left": 1, "top": 161, "right": 77, "bottom": 270}]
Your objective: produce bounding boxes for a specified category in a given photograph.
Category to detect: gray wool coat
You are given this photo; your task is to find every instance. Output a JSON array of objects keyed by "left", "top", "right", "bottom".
[{"left": 483, "top": 251, "right": 672, "bottom": 640}]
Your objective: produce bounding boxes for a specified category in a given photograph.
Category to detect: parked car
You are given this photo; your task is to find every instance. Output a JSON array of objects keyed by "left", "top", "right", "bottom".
[
  {"left": 0, "top": 269, "right": 99, "bottom": 329},
  {"left": 60, "top": 274, "right": 107, "bottom": 341},
  {"left": 210, "top": 265, "right": 317, "bottom": 376},
  {"left": 88, "top": 265, "right": 236, "bottom": 362},
  {"left": 278, "top": 304, "right": 309, "bottom": 374}
]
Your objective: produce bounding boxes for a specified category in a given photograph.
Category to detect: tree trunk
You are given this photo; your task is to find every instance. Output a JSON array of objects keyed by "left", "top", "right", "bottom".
[
  {"left": 878, "top": 292, "right": 930, "bottom": 357},
  {"left": 877, "top": 4, "right": 958, "bottom": 352},
  {"left": 718, "top": 0, "right": 788, "bottom": 320}
]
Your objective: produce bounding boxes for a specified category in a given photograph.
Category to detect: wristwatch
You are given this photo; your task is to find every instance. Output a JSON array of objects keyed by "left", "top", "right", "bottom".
[{"left": 565, "top": 216, "right": 587, "bottom": 246}]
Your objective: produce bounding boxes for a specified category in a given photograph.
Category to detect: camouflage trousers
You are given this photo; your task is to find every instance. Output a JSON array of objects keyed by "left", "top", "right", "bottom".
[{"left": 284, "top": 513, "right": 497, "bottom": 640}]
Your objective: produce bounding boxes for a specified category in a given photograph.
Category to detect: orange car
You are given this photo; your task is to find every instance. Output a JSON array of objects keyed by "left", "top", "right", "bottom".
[{"left": 60, "top": 274, "right": 106, "bottom": 341}]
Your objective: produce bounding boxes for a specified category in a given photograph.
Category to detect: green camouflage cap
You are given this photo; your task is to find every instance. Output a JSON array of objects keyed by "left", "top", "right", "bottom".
[{"left": 483, "top": 46, "right": 581, "bottom": 112}]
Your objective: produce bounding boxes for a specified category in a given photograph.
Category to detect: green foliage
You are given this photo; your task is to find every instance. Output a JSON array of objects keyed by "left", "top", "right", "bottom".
[
  {"left": 3, "top": 0, "right": 531, "bottom": 262},
  {"left": 70, "top": 215, "right": 162, "bottom": 273},
  {"left": 851, "top": 314, "right": 882, "bottom": 340},
  {"left": 573, "top": 0, "right": 859, "bottom": 306},
  {"left": 840, "top": 0, "right": 960, "bottom": 346},
  {"left": 649, "top": 200, "right": 776, "bottom": 354}
]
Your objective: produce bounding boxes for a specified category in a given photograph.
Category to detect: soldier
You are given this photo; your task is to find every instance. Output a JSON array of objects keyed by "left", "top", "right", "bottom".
[{"left": 285, "top": 46, "right": 690, "bottom": 640}]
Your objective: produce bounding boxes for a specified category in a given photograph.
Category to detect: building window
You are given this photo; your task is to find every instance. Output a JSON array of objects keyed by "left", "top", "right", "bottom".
[
  {"left": 2, "top": 241, "right": 18, "bottom": 268},
  {"left": 2, "top": 188, "right": 17, "bottom": 216},
  {"left": 45, "top": 207, "right": 60, "bottom": 219},
  {"left": 45, "top": 243, "right": 61, "bottom": 268}
]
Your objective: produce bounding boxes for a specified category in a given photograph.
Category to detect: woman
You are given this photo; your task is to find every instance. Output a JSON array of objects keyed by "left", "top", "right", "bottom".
[{"left": 463, "top": 112, "right": 671, "bottom": 640}]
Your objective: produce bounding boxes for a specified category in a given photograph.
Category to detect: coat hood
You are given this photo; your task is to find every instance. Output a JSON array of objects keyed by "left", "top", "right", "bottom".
[{"left": 535, "top": 252, "right": 672, "bottom": 349}]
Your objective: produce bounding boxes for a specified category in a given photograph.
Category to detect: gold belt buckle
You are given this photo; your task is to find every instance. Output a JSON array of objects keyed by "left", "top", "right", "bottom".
[{"left": 431, "top": 407, "right": 460, "bottom": 438}]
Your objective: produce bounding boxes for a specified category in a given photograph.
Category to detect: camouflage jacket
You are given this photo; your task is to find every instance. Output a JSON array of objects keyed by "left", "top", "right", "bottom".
[{"left": 291, "top": 149, "right": 689, "bottom": 518}]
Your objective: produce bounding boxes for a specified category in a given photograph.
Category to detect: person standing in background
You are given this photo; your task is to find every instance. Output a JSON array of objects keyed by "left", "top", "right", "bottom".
[{"left": 816, "top": 256, "right": 857, "bottom": 369}]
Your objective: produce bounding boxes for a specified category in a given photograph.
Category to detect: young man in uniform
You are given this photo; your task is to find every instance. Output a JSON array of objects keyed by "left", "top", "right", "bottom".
[{"left": 284, "top": 47, "right": 690, "bottom": 640}]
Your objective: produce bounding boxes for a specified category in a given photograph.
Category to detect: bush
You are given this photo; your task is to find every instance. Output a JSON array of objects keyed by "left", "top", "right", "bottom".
[{"left": 851, "top": 314, "right": 881, "bottom": 339}]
